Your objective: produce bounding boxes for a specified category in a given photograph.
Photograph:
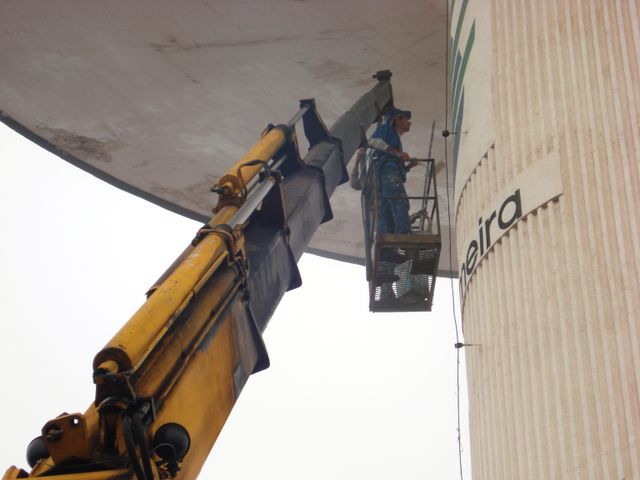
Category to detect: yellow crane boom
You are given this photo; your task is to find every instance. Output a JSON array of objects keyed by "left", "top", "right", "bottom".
[{"left": 3, "top": 71, "right": 393, "bottom": 479}]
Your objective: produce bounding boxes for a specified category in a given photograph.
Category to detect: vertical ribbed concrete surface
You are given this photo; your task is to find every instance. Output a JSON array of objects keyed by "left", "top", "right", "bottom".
[{"left": 456, "top": 1, "right": 640, "bottom": 478}]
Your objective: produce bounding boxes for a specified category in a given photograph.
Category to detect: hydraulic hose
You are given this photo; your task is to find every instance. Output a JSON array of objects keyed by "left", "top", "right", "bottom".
[
  {"left": 123, "top": 416, "right": 146, "bottom": 480},
  {"left": 132, "top": 412, "right": 155, "bottom": 480}
]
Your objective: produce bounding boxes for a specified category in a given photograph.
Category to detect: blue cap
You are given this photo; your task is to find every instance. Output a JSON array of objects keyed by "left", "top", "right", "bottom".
[{"left": 385, "top": 107, "right": 412, "bottom": 123}]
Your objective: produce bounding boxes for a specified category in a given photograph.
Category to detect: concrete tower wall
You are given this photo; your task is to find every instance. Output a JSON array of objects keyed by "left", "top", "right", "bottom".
[{"left": 454, "top": 1, "right": 640, "bottom": 478}]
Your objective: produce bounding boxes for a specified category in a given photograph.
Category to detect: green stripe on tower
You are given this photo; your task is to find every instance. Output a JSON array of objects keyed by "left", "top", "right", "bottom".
[
  {"left": 450, "top": 0, "right": 469, "bottom": 73},
  {"left": 452, "top": 20, "right": 475, "bottom": 127}
]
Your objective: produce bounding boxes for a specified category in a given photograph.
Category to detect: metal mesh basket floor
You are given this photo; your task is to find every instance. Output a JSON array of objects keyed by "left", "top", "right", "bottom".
[{"left": 370, "top": 233, "right": 441, "bottom": 312}]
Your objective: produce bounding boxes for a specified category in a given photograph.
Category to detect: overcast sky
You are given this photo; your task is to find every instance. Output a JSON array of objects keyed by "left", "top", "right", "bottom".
[{"left": 0, "top": 123, "right": 471, "bottom": 479}]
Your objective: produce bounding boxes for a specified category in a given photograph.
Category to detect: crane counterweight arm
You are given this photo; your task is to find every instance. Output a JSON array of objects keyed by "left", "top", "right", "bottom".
[{"left": 4, "top": 71, "right": 394, "bottom": 480}]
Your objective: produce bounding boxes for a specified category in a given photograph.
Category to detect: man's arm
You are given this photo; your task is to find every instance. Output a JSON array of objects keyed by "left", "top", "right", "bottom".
[{"left": 368, "top": 138, "right": 410, "bottom": 162}]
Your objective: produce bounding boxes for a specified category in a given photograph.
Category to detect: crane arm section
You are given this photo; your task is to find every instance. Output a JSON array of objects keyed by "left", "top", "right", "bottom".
[{"left": 3, "top": 71, "right": 393, "bottom": 480}]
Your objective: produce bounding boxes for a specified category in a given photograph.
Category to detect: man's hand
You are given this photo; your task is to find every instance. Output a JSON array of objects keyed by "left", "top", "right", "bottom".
[{"left": 406, "top": 158, "right": 418, "bottom": 170}]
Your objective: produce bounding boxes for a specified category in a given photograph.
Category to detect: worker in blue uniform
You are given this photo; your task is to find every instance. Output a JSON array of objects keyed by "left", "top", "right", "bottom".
[
  {"left": 368, "top": 107, "right": 418, "bottom": 304},
  {"left": 370, "top": 107, "right": 417, "bottom": 234}
]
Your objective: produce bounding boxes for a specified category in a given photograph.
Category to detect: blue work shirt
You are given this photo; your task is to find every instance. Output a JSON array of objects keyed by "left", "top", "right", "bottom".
[{"left": 371, "top": 122, "right": 406, "bottom": 181}]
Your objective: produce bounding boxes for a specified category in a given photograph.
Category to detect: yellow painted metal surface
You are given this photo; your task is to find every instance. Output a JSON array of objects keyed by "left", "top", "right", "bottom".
[
  {"left": 151, "top": 297, "right": 260, "bottom": 479},
  {"left": 3, "top": 123, "right": 287, "bottom": 479},
  {"left": 214, "top": 126, "right": 288, "bottom": 211},
  {"left": 93, "top": 127, "right": 286, "bottom": 375},
  {"left": 3, "top": 467, "right": 130, "bottom": 480}
]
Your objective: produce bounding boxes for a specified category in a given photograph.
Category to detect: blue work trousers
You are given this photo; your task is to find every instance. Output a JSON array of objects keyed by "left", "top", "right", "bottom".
[{"left": 376, "top": 170, "right": 410, "bottom": 234}]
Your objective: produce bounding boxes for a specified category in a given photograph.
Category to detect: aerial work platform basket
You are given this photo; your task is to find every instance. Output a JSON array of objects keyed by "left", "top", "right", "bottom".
[{"left": 361, "top": 153, "right": 441, "bottom": 312}]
